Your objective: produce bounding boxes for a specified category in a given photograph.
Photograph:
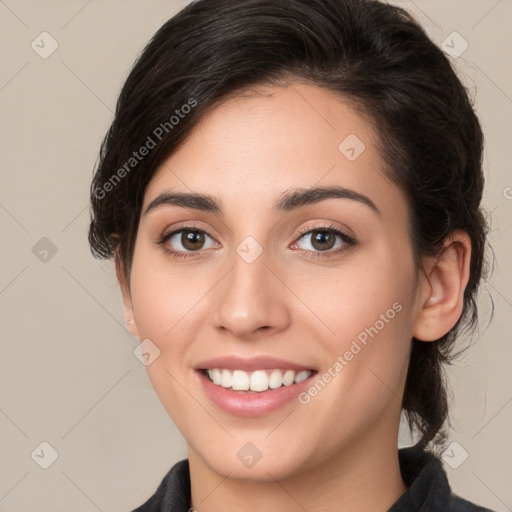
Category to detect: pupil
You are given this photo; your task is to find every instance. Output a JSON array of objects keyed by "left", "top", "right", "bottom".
[
  {"left": 313, "top": 231, "right": 334, "bottom": 251},
  {"left": 183, "top": 231, "right": 204, "bottom": 250}
]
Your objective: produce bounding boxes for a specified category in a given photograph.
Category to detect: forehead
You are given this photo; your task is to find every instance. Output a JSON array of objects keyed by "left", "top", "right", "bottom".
[{"left": 143, "top": 82, "right": 406, "bottom": 223}]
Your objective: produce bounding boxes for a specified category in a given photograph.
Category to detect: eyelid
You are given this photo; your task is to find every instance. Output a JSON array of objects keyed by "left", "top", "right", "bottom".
[
  {"left": 294, "top": 222, "right": 355, "bottom": 242},
  {"left": 290, "top": 223, "right": 357, "bottom": 257},
  {"left": 159, "top": 221, "right": 216, "bottom": 241},
  {"left": 157, "top": 221, "right": 219, "bottom": 247}
]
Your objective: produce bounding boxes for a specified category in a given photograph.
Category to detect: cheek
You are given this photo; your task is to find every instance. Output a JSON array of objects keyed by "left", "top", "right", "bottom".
[
  {"left": 290, "top": 246, "right": 415, "bottom": 343},
  {"left": 129, "top": 241, "right": 204, "bottom": 342},
  {"left": 290, "top": 244, "right": 416, "bottom": 407},
  {"left": 128, "top": 256, "right": 204, "bottom": 428}
]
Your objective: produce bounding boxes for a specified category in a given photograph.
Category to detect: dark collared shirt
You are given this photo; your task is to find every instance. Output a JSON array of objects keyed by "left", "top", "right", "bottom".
[{"left": 131, "top": 442, "right": 496, "bottom": 511}]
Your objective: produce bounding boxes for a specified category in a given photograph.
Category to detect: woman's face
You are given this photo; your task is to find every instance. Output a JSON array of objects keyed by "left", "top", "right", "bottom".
[{"left": 124, "top": 83, "right": 423, "bottom": 480}]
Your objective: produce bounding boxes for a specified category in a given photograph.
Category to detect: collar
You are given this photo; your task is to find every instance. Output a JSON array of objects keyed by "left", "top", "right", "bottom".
[
  {"left": 388, "top": 442, "right": 451, "bottom": 510},
  {"left": 132, "top": 442, "right": 490, "bottom": 511}
]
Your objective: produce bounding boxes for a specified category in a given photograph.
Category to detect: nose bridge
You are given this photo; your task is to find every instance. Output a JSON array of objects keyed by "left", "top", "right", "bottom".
[{"left": 210, "top": 237, "right": 290, "bottom": 338}]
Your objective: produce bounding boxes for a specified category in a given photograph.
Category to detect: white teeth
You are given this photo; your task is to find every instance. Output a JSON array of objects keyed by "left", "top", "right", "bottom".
[
  {"left": 250, "top": 370, "right": 269, "bottom": 392},
  {"left": 294, "top": 370, "right": 310, "bottom": 383},
  {"left": 220, "top": 369, "right": 232, "bottom": 388},
  {"left": 207, "top": 369, "right": 223, "bottom": 385},
  {"left": 211, "top": 368, "right": 222, "bottom": 385},
  {"left": 205, "top": 368, "right": 313, "bottom": 392},
  {"left": 231, "top": 370, "right": 250, "bottom": 391},
  {"left": 283, "top": 369, "right": 295, "bottom": 386},
  {"left": 268, "top": 369, "right": 283, "bottom": 389}
]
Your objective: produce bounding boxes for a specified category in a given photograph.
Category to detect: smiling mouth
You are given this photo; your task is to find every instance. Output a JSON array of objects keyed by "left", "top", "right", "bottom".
[{"left": 201, "top": 368, "right": 317, "bottom": 393}]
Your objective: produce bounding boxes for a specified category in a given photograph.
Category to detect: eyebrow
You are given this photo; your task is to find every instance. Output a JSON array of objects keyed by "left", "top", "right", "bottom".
[{"left": 144, "top": 186, "right": 381, "bottom": 216}]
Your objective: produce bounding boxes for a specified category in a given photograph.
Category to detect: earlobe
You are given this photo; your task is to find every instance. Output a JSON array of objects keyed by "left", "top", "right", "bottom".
[
  {"left": 413, "top": 230, "right": 471, "bottom": 342},
  {"left": 125, "top": 318, "right": 138, "bottom": 337},
  {"left": 115, "top": 251, "right": 139, "bottom": 338}
]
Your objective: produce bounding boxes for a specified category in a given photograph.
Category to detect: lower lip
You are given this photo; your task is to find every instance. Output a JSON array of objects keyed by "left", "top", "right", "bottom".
[{"left": 197, "top": 370, "right": 316, "bottom": 417}]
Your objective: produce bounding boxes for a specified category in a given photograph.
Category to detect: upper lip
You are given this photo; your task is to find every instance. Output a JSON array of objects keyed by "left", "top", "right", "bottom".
[{"left": 194, "top": 355, "right": 316, "bottom": 372}]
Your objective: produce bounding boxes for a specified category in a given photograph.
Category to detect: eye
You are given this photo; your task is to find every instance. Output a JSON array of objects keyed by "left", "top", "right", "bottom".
[
  {"left": 291, "top": 225, "right": 356, "bottom": 257},
  {"left": 157, "top": 223, "right": 219, "bottom": 259},
  {"left": 156, "top": 222, "right": 357, "bottom": 260}
]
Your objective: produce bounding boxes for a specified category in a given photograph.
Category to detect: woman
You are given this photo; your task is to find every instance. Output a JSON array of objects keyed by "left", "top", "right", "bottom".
[{"left": 88, "top": 0, "right": 494, "bottom": 510}]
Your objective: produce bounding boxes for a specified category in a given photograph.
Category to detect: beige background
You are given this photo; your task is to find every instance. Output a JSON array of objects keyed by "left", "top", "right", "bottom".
[{"left": 0, "top": 1, "right": 511, "bottom": 511}]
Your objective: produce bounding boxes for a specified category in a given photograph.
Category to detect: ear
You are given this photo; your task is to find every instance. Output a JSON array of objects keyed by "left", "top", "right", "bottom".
[
  {"left": 413, "top": 230, "right": 472, "bottom": 341},
  {"left": 115, "top": 251, "right": 139, "bottom": 338}
]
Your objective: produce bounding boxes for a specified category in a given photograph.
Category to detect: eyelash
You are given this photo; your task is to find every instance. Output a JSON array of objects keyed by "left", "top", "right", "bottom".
[{"left": 156, "top": 222, "right": 357, "bottom": 260}]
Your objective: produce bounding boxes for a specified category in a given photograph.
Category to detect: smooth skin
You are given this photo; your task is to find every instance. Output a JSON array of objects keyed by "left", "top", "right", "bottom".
[{"left": 117, "top": 82, "right": 471, "bottom": 512}]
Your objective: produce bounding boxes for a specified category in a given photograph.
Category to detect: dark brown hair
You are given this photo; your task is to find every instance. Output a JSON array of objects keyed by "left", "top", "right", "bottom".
[{"left": 88, "top": 0, "right": 489, "bottom": 453}]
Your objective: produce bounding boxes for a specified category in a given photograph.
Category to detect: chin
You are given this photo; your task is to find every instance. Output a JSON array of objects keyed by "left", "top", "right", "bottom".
[{"left": 192, "top": 433, "right": 314, "bottom": 482}]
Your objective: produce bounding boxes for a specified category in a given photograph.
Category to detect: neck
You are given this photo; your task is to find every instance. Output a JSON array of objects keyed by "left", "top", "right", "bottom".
[{"left": 188, "top": 431, "right": 407, "bottom": 512}]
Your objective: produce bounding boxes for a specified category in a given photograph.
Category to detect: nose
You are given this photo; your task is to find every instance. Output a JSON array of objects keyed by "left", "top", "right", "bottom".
[{"left": 210, "top": 245, "right": 291, "bottom": 341}]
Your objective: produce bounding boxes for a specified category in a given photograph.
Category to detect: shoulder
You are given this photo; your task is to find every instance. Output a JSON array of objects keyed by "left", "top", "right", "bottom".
[
  {"left": 389, "top": 443, "right": 497, "bottom": 512},
  {"left": 450, "top": 493, "right": 497, "bottom": 512},
  {"left": 130, "top": 459, "right": 191, "bottom": 512}
]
